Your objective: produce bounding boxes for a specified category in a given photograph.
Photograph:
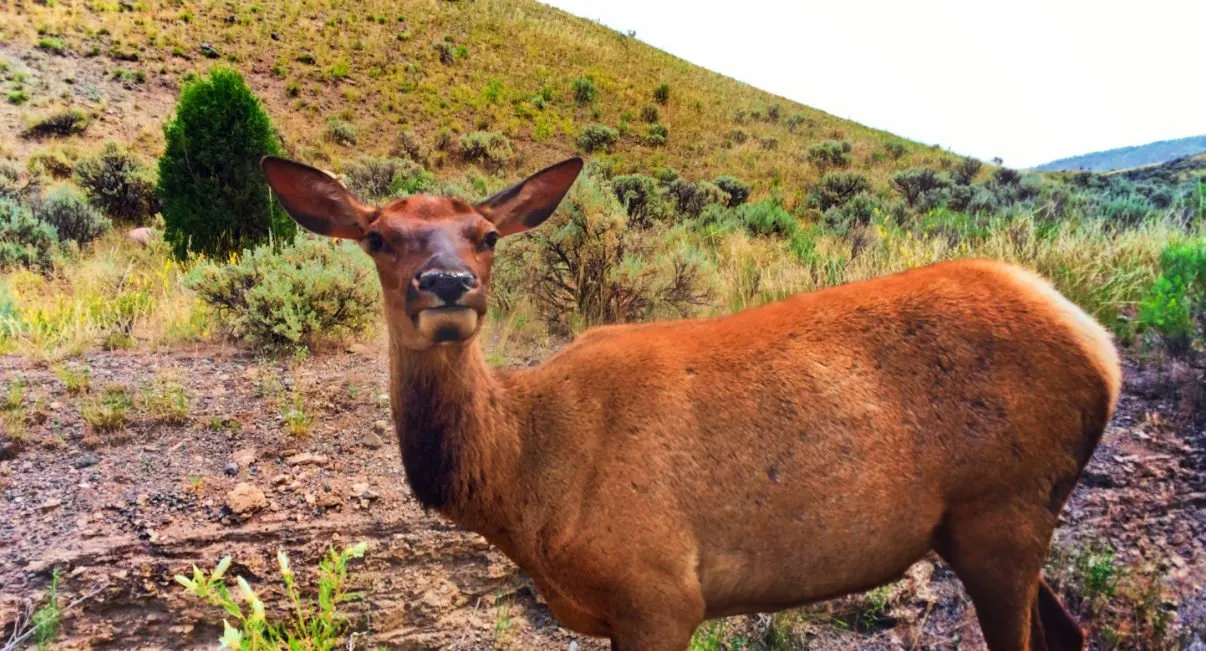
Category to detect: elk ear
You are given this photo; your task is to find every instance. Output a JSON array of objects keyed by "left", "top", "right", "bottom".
[
  {"left": 261, "top": 156, "right": 375, "bottom": 239},
  {"left": 476, "top": 157, "right": 583, "bottom": 236}
]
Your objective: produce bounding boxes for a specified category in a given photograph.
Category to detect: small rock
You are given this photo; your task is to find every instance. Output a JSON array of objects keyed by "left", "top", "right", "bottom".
[
  {"left": 231, "top": 447, "right": 257, "bottom": 467},
  {"left": 224, "top": 462, "right": 239, "bottom": 476},
  {"left": 39, "top": 498, "right": 62, "bottom": 512},
  {"left": 346, "top": 343, "right": 372, "bottom": 355},
  {"left": 286, "top": 453, "right": 329, "bottom": 466},
  {"left": 361, "top": 432, "right": 385, "bottom": 449},
  {"left": 304, "top": 492, "right": 317, "bottom": 507},
  {"left": 126, "top": 227, "right": 155, "bottom": 246},
  {"left": 271, "top": 474, "right": 290, "bottom": 486},
  {"left": 317, "top": 491, "right": 343, "bottom": 508},
  {"left": 226, "top": 482, "right": 268, "bottom": 516},
  {"left": 72, "top": 452, "right": 100, "bottom": 469},
  {"left": 372, "top": 420, "right": 390, "bottom": 434}
]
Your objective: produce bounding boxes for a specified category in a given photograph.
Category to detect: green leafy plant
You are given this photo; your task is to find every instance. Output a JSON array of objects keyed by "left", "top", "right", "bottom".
[
  {"left": 54, "top": 364, "right": 91, "bottom": 394},
  {"left": 0, "top": 198, "right": 59, "bottom": 272},
  {"left": 458, "top": 131, "right": 513, "bottom": 169},
  {"left": 80, "top": 385, "right": 133, "bottom": 433},
  {"left": 33, "top": 185, "right": 111, "bottom": 246},
  {"left": 32, "top": 568, "right": 62, "bottom": 650},
  {"left": 572, "top": 76, "right": 597, "bottom": 104},
  {"left": 158, "top": 68, "right": 295, "bottom": 260},
  {"left": 577, "top": 123, "right": 618, "bottom": 153},
  {"left": 185, "top": 238, "right": 380, "bottom": 349},
  {"left": 1137, "top": 241, "right": 1206, "bottom": 355},
  {"left": 807, "top": 139, "right": 852, "bottom": 170},
  {"left": 75, "top": 142, "right": 161, "bottom": 223},
  {"left": 175, "top": 543, "right": 368, "bottom": 650}
]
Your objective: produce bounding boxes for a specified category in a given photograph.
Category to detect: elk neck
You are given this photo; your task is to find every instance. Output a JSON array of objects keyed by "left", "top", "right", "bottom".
[{"left": 386, "top": 327, "right": 528, "bottom": 536}]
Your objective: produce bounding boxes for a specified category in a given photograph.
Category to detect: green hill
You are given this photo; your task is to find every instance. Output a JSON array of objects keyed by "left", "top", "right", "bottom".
[
  {"left": 1034, "top": 135, "right": 1206, "bottom": 172},
  {"left": 2, "top": 0, "right": 960, "bottom": 200}
]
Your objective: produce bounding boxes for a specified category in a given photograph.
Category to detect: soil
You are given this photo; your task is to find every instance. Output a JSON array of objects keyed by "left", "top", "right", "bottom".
[{"left": 1, "top": 344, "right": 1204, "bottom": 650}]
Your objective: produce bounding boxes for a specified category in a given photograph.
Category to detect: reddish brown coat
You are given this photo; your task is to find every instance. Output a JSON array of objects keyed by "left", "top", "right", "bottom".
[{"left": 262, "top": 156, "right": 1120, "bottom": 651}]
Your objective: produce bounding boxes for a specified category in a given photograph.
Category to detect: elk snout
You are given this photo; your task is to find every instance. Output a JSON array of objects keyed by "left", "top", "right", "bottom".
[{"left": 415, "top": 270, "right": 479, "bottom": 305}]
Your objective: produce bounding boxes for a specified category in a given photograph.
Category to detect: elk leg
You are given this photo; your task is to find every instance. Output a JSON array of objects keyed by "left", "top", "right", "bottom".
[
  {"left": 936, "top": 504, "right": 1061, "bottom": 651},
  {"left": 606, "top": 584, "right": 704, "bottom": 651}
]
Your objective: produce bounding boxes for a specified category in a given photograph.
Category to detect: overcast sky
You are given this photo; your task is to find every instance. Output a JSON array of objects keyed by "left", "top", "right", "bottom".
[{"left": 542, "top": 0, "right": 1204, "bottom": 168}]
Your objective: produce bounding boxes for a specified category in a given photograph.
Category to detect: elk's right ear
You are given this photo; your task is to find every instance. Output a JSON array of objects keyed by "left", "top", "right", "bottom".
[{"left": 260, "top": 156, "right": 375, "bottom": 239}]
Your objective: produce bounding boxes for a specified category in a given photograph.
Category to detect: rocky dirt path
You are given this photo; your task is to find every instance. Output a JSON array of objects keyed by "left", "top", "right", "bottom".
[{"left": 0, "top": 347, "right": 1203, "bottom": 649}]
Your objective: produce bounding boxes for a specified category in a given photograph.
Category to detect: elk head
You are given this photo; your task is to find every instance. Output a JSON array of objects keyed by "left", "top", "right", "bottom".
[{"left": 261, "top": 156, "right": 583, "bottom": 350}]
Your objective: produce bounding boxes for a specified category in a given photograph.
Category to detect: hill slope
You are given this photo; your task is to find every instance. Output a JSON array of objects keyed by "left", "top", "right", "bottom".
[
  {"left": 2, "top": 0, "right": 959, "bottom": 197},
  {"left": 1034, "top": 134, "right": 1206, "bottom": 172}
]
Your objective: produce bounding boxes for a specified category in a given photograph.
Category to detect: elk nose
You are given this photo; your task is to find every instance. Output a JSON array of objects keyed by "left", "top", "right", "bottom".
[{"left": 416, "top": 270, "right": 477, "bottom": 304}]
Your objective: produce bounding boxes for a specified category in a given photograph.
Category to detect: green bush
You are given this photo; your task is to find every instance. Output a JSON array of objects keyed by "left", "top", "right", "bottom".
[
  {"left": 1099, "top": 195, "right": 1152, "bottom": 227},
  {"left": 75, "top": 142, "right": 160, "bottom": 223},
  {"left": 22, "top": 109, "right": 89, "bottom": 139},
  {"left": 952, "top": 156, "right": 983, "bottom": 185},
  {"left": 326, "top": 118, "right": 358, "bottom": 146},
  {"left": 341, "top": 156, "right": 432, "bottom": 199},
  {"left": 458, "top": 131, "right": 513, "bottom": 169},
  {"left": 653, "top": 83, "right": 670, "bottom": 105},
  {"left": 0, "top": 198, "right": 58, "bottom": 272},
  {"left": 891, "top": 167, "right": 951, "bottom": 207},
  {"left": 737, "top": 199, "right": 796, "bottom": 237},
  {"left": 611, "top": 174, "right": 669, "bottom": 227},
  {"left": 666, "top": 179, "right": 729, "bottom": 217},
  {"left": 807, "top": 140, "right": 852, "bottom": 170},
  {"left": 640, "top": 105, "right": 659, "bottom": 123},
  {"left": 646, "top": 123, "right": 668, "bottom": 147},
  {"left": 33, "top": 186, "right": 110, "bottom": 246},
  {"left": 572, "top": 76, "right": 597, "bottom": 104},
  {"left": 499, "top": 173, "right": 713, "bottom": 331},
  {"left": 1137, "top": 242, "right": 1206, "bottom": 355},
  {"left": 810, "top": 172, "right": 871, "bottom": 211},
  {"left": 713, "top": 175, "right": 750, "bottom": 207},
  {"left": 786, "top": 113, "right": 808, "bottom": 131},
  {"left": 824, "top": 192, "right": 881, "bottom": 233},
  {"left": 186, "top": 238, "right": 380, "bottom": 348},
  {"left": 577, "top": 123, "right": 619, "bottom": 153},
  {"left": 158, "top": 68, "right": 295, "bottom": 260},
  {"left": 884, "top": 142, "right": 907, "bottom": 160}
]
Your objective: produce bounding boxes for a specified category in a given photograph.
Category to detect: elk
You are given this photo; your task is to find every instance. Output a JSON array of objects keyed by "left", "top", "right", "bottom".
[{"left": 261, "top": 155, "right": 1121, "bottom": 651}]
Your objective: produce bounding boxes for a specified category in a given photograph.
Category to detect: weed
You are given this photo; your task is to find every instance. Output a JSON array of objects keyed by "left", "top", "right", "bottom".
[
  {"left": 53, "top": 364, "right": 90, "bottom": 394},
  {"left": 175, "top": 543, "right": 368, "bottom": 650},
  {"left": 282, "top": 393, "right": 311, "bottom": 437},
  {"left": 32, "top": 568, "right": 62, "bottom": 650},
  {"left": 1, "top": 378, "right": 24, "bottom": 411},
  {"left": 140, "top": 377, "right": 190, "bottom": 424},
  {"left": 492, "top": 593, "right": 514, "bottom": 649},
  {"left": 80, "top": 385, "right": 132, "bottom": 433}
]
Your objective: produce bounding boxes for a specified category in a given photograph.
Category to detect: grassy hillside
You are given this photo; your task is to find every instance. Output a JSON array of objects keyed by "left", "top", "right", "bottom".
[
  {"left": 2, "top": 0, "right": 960, "bottom": 201},
  {"left": 1034, "top": 134, "right": 1206, "bottom": 172}
]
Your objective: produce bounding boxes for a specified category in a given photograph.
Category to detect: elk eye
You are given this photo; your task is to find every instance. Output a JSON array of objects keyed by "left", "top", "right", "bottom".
[
  {"left": 480, "top": 231, "right": 500, "bottom": 251},
  {"left": 365, "top": 232, "right": 385, "bottom": 253}
]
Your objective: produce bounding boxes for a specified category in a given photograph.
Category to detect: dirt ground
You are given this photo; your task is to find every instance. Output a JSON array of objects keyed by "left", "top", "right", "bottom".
[{"left": 1, "top": 343, "right": 1204, "bottom": 650}]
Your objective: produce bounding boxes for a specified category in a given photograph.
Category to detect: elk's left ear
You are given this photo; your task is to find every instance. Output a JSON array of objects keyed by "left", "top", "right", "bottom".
[
  {"left": 476, "top": 157, "right": 583, "bottom": 236},
  {"left": 261, "top": 156, "right": 376, "bottom": 239}
]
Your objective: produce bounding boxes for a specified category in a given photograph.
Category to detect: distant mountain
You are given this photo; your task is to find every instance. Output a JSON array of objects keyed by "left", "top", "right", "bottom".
[{"left": 1035, "top": 135, "right": 1206, "bottom": 172}]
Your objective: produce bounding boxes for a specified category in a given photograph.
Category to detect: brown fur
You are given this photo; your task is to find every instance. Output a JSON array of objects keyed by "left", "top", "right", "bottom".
[{"left": 262, "top": 156, "right": 1120, "bottom": 651}]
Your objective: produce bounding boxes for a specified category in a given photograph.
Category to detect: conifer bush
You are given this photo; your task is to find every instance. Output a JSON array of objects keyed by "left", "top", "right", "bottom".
[
  {"left": 158, "top": 69, "right": 295, "bottom": 260},
  {"left": 75, "top": 142, "right": 161, "bottom": 223}
]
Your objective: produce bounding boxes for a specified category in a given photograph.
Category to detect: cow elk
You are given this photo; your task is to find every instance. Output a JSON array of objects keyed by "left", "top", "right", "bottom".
[{"left": 262, "top": 155, "right": 1121, "bottom": 651}]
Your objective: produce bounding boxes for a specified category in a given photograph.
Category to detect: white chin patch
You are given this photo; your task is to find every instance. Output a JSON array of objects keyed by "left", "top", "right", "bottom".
[{"left": 416, "top": 308, "right": 478, "bottom": 343}]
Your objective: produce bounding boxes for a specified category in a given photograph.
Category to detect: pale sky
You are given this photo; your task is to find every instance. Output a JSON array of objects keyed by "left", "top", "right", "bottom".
[{"left": 542, "top": 0, "right": 1205, "bottom": 168}]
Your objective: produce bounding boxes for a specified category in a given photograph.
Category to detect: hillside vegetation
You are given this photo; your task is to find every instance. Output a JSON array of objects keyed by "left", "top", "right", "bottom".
[
  {"left": 1035, "top": 135, "right": 1206, "bottom": 172},
  {"left": 3, "top": 0, "right": 960, "bottom": 201},
  {"left": 2, "top": 2, "right": 1206, "bottom": 650}
]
